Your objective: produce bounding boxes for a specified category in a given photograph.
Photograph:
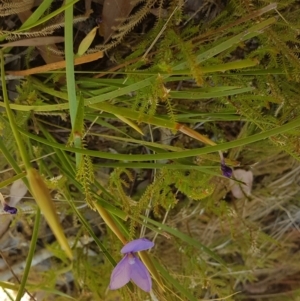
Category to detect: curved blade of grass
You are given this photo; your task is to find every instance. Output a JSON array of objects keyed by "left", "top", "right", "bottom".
[
  {"left": 73, "top": 59, "right": 258, "bottom": 78},
  {"left": 170, "top": 87, "right": 254, "bottom": 99},
  {"left": 85, "top": 116, "right": 132, "bottom": 137},
  {"left": 65, "top": 0, "right": 82, "bottom": 167},
  {"left": 19, "top": 116, "right": 300, "bottom": 161},
  {"left": 0, "top": 74, "right": 252, "bottom": 113},
  {"left": 80, "top": 86, "right": 116, "bottom": 97},
  {"left": 139, "top": 215, "right": 226, "bottom": 266},
  {"left": 0, "top": 138, "right": 24, "bottom": 174},
  {"left": 93, "top": 162, "right": 216, "bottom": 170},
  {"left": 36, "top": 124, "right": 127, "bottom": 219},
  {"left": 94, "top": 202, "right": 127, "bottom": 244},
  {"left": 115, "top": 115, "right": 144, "bottom": 135},
  {"left": 38, "top": 123, "right": 76, "bottom": 175},
  {"left": 63, "top": 192, "right": 115, "bottom": 265},
  {"left": 21, "top": 0, "right": 54, "bottom": 28},
  {"left": 86, "top": 131, "right": 182, "bottom": 151},
  {"left": 14, "top": 0, "right": 80, "bottom": 33},
  {"left": 0, "top": 51, "right": 31, "bottom": 169},
  {"left": 0, "top": 172, "right": 26, "bottom": 189},
  {"left": 15, "top": 209, "right": 41, "bottom": 301},
  {"left": 55, "top": 163, "right": 127, "bottom": 219},
  {"left": 152, "top": 258, "right": 198, "bottom": 301},
  {"left": 27, "top": 168, "right": 73, "bottom": 260},
  {"left": 0, "top": 281, "right": 18, "bottom": 290},
  {"left": 174, "top": 17, "right": 277, "bottom": 70},
  {"left": 2, "top": 19, "right": 275, "bottom": 112},
  {"left": 2, "top": 54, "right": 70, "bottom": 258},
  {"left": 0, "top": 76, "right": 155, "bottom": 111},
  {"left": 0, "top": 281, "right": 76, "bottom": 299},
  {"left": 32, "top": 288, "right": 76, "bottom": 300}
]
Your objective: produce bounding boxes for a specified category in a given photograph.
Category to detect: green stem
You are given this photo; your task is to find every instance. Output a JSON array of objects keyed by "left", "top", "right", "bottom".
[
  {"left": 0, "top": 131, "right": 30, "bottom": 192},
  {"left": 0, "top": 172, "right": 26, "bottom": 189},
  {"left": 65, "top": 0, "right": 82, "bottom": 166},
  {"left": 62, "top": 190, "right": 116, "bottom": 265},
  {"left": 0, "top": 281, "right": 19, "bottom": 291},
  {"left": 0, "top": 139, "right": 22, "bottom": 173},
  {"left": 15, "top": 208, "right": 41, "bottom": 301},
  {"left": 19, "top": 116, "right": 300, "bottom": 161},
  {"left": 0, "top": 51, "right": 31, "bottom": 170}
]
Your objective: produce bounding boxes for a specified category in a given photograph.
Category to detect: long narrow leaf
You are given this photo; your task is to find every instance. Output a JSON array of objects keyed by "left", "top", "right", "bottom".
[{"left": 19, "top": 117, "right": 300, "bottom": 161}]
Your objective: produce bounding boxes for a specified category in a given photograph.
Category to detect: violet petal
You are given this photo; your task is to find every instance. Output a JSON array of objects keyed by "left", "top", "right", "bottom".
[
  {"left": 3, "top": 204, "right": 17, "bottom": 214},
  {"left": 109, "top": 254, "right": 131, "bottom": 290},
  {"left": 121, "top": 238, "right": 154, "bottom": 254},
  {"left": 129, "top": 255, "right": 152, "bottom": 292},
  {"left": 221, "top": 163, "right": 233, "bottom": 178}
]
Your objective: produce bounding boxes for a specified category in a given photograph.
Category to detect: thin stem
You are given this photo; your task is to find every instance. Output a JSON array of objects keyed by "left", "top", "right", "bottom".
[
  {"left": 0, "top": 139, "right": 22, "bottom": 173},
  {"left": 20, "top": 115, "right": 300, "bottom": 161},
  {"left": 15, "top": 208, "right": 41, "bottom": 301},
  {"left": 140, "top": 124, "right": 156, "bottom": 238},
  {"left": 94, "top": 202, "right": 127, "bottom": 244},
  {"left": 65, "top": 0, "right": 82, "bottom": 166},
  {"left": 0, "top": 51, "right": 31, "bottom": 170}
]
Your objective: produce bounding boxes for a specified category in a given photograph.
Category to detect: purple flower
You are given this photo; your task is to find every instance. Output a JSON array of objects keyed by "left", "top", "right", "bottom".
[
  {"left": 221, "top": 161, "right": 233, "bottom": 178},
  {"left": 3, "top": 204, "right": 18, "bottom": 214},
  {"left": 109, "top": 238, "right": 154, "bottom": 292}
]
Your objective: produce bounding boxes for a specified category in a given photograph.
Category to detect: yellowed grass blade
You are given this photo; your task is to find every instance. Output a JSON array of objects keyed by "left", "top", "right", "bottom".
[{"left": 27, "top": 168, "right": 73, "bottom": 260}]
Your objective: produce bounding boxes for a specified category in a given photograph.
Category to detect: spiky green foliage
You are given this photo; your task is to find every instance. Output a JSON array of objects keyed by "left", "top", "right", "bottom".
[
  {"left": 76, "top": 155, "right": 95, "bottom": 208},
  {"left": 186, "top": 0, "right": 300, "bottom": 161},
  {"left": 108, "top": 167, "right": 135, "bottom": 214},
  {"left": 2, "top": 0, "right": 300, "bottom": 300}
]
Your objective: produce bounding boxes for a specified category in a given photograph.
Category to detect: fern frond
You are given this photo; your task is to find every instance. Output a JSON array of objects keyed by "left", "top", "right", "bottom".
[
  {"left": 46, "top": 45, "right": 65, "bottom": 56},
  {"left": 40, "top": 13, "right": 89, "bottom": 35},
  {"left": 171, "top": 28, "right": 203, "bottom": 85},
  {"left": 108, "top": 168, "right": 135, "bottom": 215},
  {"left": 94, "top": 0, "right": 158, "bottom": 52},
  {"left": 3, "top": 30, "right": 51, "bottom": 40},
  {"left": 112, "top": 0, "right": 156, "bottom": 40},
  {"left": 165, "top": 95, "right": 177, "bottom": 124}
]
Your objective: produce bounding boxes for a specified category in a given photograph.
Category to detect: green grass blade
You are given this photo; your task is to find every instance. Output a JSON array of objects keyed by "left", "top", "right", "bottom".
[
  {"left": 170, "top": 87, "right": 254, "bottom": 99},
  {"left": 64, "top": 0, "right": 82, "bottom": 166},
  {"left": 19, "top": 116, "right": 300, "bottom": 161},
  {"left": 15, "top": 209, "right": 41, "bottom": 301},
  {"left": 21, "top": 0, "right": 54, "bottom": 28},
  {"left": 15, "top": 0, "right": 80, "bottom": 32},
  {"left": 139, "top": 216, "right": 226, "bottom": 266},
  {"left": 153, "top": 258, "right": 198, "bottom": 301},
  {"left": 174, "top": 17, "right": 277, "bottom": 70}
]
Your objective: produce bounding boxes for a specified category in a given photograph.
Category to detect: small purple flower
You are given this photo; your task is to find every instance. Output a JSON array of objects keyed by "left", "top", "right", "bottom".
[
  {"left": 3, "top": 204, "right": 18, "bottom": 214},
  {"left": 221, "top": 161, "right": 233, "bottom": 178},
  {"left": 109, "top": 238, "right": 154, "bottom": 292}
]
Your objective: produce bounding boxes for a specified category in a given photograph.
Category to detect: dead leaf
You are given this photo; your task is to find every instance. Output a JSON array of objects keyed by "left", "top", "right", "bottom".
[
  {"left": 6, "top": 51, "right": 104, "bottom": 76},
  {"left": 101, "top": 0, "right": 136, "bottom": 42},
  {"left": 18, "top": 10, "right": 63, "bottom": 64},
  {"left": 0, "top": 36, "right": 65, "bottom": 48}
]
